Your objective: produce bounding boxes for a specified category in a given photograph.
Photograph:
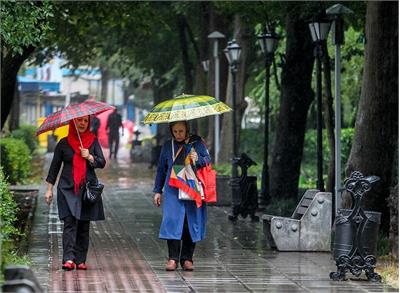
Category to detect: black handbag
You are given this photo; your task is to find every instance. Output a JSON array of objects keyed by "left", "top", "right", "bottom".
[{"left": 82, "top": 180, "right": 104, "bottom": 205}]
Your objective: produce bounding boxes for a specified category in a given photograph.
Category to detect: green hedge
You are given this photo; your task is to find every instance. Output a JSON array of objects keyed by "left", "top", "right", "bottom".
[
  {"left": 0, "top": 167, "right": 23, "bottom": 273},
  {"left": 0, "top": 138, "right": 32, "bottom": 184},
  {"left": 0, "top": 167, "right": 19, "bottom": 241},
  {"left": 10, "top": 125, "right": 38, "bottom": 154}
]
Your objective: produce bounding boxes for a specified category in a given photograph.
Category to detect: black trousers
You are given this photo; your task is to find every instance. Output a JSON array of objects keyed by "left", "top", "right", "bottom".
[
  {"left": 62, "top": 216, "right": 90, "bottom": 264},
  {"left": 108, "top": 132, "right": 120, "bottom": 158},
  {"left": 167, "top": 216, "right": 195, "bottom": 265}
]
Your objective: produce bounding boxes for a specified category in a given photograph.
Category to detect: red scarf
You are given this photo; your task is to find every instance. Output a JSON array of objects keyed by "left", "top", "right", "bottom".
[{"left": 67, "top": 119, "right": 95, "bottom": 194}]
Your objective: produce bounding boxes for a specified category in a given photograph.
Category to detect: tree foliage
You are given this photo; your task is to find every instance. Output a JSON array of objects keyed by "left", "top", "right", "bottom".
[{"left": 0, "top": 0, "right": 53, "bottom": 57}]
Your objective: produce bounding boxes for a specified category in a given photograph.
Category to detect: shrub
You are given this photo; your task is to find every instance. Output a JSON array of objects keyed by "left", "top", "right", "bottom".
[
  {"left": 10, "top": 125, "right": 38, "bottom": 154},
  {"left": 214, "top": 163, "right": 231, "bottom": 176},
  {"left": 0, "top": 138, "right": 32, "bottom": 184},
  {"left": 0, "top": 167, "right": 24, "bottom": 273},
  {"left": 0, "top": 167, "right": 19, "bottom": 240},
  {"left": 300, "top": 128, "right": 355, "bottom": 188},
  {"left": 240, "top": 128, "right": 264, "bottom": 163}
]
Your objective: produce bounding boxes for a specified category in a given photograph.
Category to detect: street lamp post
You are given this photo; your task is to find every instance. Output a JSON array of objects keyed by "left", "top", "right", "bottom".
[
  {"left": 308, "top": 16, "right": 331, "bottom": 192},
  {"left": 326, "top": 4, "right": 353, "bottom": 215},
  {"left": 208, "top": 31, "right": 225, "bottom": 164},
  {"left": 257, "top": 27, "right": 279, "bottom": 206},
  {"left": 224, "top": 40, "right": 242, "bottom": 177}
]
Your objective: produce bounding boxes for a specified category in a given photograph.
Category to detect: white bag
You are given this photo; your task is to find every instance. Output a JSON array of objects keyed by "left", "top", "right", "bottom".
[
  {"left": 178, "top": 182, "right": 204, "bottom": 201},
  {"left": 178, "top": 189, "right": 193, "bottom": 201}
]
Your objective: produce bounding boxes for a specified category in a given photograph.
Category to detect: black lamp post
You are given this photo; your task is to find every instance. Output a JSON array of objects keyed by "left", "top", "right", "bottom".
[
  {"left": 308, "top": 16, "right": 331, "bottom": 192},
  {"left": 257, "top": 27, "right": 279, "bottom": 206},
  {"left": 224, "top": 40, "right": 242, "bottom": 179}
]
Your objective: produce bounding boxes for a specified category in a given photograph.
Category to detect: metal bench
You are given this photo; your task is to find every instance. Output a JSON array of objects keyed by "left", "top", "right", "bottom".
[{"left": 262, "top": 189, "right": 332, "bottom": 251}]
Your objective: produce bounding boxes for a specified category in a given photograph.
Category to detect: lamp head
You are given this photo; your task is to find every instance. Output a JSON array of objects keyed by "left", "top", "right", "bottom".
[
  {"left": 308, "top": 14, "right": 331, "bottom": 43},
  {"left": 258, "top": 31, "right": 279, "bottom": 55},
  {"left": 225, "top": 39, "right": 241, "bottom": 65}
]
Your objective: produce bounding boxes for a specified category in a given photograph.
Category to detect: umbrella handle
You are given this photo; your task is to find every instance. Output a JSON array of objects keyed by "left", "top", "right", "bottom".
[{"left": 73, "top": 119, "right": 84, "bottom": 149}]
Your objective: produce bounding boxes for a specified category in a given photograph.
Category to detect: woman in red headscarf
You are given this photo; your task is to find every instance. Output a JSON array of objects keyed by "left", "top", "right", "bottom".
[{"left": 44, "top": 115, "right": 106, "bottom": 271}]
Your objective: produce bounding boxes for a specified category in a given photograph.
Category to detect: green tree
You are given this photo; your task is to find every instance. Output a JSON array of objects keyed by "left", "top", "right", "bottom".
[{"left": 1, "top": 0, "right": 53, "bottom": 129}]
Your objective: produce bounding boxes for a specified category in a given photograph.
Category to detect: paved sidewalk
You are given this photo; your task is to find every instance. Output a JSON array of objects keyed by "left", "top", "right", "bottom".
[{"left": 27, "top": 149, "right": 397, "bottom": 292}]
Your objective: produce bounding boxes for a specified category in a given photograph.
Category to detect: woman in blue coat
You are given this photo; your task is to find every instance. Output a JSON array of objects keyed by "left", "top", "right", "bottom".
[{"left": 153, "top": 121, "right": 210, "bottom": 271}]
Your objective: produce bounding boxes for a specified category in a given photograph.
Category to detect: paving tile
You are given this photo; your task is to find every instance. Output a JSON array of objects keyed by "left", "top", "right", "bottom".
[{"left": 25, "top": 151, "right": 398, "bottom": 293}]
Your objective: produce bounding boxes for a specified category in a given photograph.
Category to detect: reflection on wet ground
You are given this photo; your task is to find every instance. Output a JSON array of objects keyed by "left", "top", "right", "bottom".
[{"left": 27, "top": 147, "right": 397, "bottom": 292}]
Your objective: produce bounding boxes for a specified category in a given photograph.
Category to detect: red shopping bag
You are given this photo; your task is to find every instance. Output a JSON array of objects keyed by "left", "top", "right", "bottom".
[{"left": 197, "top": 164, "right": 217, "bottom": 203}]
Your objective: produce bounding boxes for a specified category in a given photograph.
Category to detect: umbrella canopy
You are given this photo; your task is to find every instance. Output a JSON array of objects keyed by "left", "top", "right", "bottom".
[
  {"left": 36, "top": 100, "right": 114, "bottom": 136},
  {"left": 143, "top": 94, "right": 232, "bottom": 124}
]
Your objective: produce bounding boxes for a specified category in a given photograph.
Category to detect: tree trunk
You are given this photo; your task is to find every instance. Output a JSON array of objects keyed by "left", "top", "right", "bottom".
[
  {"left": 269, "top": 10, "right": 315, "bottom": 200},
  {"left": 191, "top": 2, "right": 210, "bottom": 140},
  {"left": 152, "top": 76, "right": 176, "bottom": 145},
  {"left": 193, "top": 63, "right": 208, "bottom": 137},
  {"left": 219, "top": 14, "right": 250, "bottom": 163},
  {"left": 9, "top": 83, "right": 20, "bottom": 131},
  {"left": 1, "top": 45, "right": 36, "bottom": 130},
  {"left": 177, "top": 14, "right": 193, "bottom": 94},
  {"left": 388, "top": 184, "right": 398, "bottom": 257},
  {"left": 100, "top": 67, "right": 109, "bottom": 103},
  {"left": 322, "top": 43, "right": 335, "bottom": 193},
  {"left": 345, "top": 1, "right": 398, "bottom": 233}
]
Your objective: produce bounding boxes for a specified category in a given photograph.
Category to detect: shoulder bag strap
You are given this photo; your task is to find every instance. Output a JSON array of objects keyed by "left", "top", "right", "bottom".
[{"left": 171, "top": 140, "right": 184, "bottom": 163}]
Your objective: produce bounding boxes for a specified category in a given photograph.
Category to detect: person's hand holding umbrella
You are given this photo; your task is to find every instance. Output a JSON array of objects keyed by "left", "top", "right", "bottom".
[{"left": 80, "top": 146, "right": 94, "bottom": 163}]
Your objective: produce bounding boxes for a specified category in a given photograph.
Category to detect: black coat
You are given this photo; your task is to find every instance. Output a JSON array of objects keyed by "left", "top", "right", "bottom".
[{"left": 46, "top": 137, "right": 106, "bottom": 221}]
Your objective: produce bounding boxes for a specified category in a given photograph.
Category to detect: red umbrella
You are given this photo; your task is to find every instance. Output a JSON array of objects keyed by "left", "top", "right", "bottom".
[{"left": 36, "top": 100, "right": 114, "bottom": 146}]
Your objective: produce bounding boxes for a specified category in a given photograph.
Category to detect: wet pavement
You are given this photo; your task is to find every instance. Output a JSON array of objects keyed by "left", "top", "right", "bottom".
[{"left": 26, "top": 147, "right": 397, "bottom": 292}]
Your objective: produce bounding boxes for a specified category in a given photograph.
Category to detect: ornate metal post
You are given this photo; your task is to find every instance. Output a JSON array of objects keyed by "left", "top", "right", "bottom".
[{"left": 330, "top": 171, "right": 382, "bottom": 282}]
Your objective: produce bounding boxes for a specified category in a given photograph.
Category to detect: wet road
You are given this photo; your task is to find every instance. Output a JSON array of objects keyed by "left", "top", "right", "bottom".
[{"left": 27, "top": 148, "right": 397, "bottom": 292}]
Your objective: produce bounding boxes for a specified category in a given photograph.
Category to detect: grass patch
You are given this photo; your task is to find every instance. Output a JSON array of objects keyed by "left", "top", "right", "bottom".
[{"left": 376, "top": 254, "right": 399, "bottom": 289}]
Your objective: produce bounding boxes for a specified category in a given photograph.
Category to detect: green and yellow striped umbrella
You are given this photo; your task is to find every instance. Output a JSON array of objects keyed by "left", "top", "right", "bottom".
[{"left": 143, "top": 94, "right": 232, "bottom": 124}]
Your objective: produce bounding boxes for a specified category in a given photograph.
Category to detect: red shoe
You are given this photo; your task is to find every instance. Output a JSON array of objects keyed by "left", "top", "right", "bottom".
[
  {"left": 76, "top": 263, "right": 87, "bottom": 270},
  {"left": 62, "top": 260, "right": 75, "bottom": 271}
]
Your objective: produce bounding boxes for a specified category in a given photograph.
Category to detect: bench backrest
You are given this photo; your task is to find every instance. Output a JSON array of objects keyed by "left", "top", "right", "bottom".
[{"left": 291, "top": 189, "right": 319, "bottom": 220}]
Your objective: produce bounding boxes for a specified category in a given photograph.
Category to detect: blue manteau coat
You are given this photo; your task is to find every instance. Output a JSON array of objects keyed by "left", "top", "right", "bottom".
[{"left": 153, "top": 136, "right": 211, "bottom": 242}]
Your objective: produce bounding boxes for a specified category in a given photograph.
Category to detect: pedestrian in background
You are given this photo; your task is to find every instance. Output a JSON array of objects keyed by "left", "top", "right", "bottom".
[
  {"left": 90, "top": 115, "right": 100, "bottom": 137},
  {"left": 153, "top": 121, "right": 210, "bottom": 271},
  {"left": 106, "top": 107, "right": 123, "bottom": 159},
  {"left": 44, "top": 116, "right": 106, "bottom": 271}
]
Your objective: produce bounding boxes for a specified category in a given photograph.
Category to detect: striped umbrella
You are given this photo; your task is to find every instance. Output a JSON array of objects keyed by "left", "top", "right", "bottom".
[
  {"left": 36, "top": 100, "right": 114, "bottom": 137},
  {"left": 143, "top": 94, "right": 232, "bottom": 124}
]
